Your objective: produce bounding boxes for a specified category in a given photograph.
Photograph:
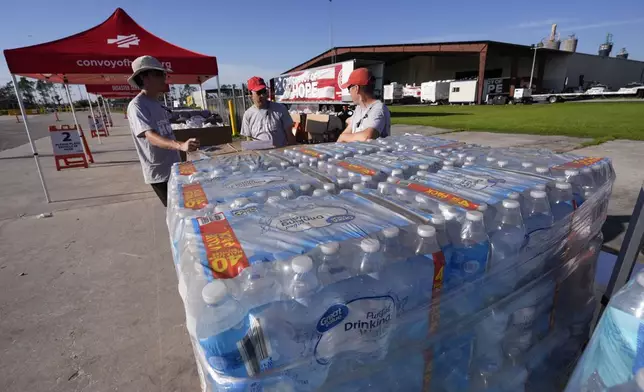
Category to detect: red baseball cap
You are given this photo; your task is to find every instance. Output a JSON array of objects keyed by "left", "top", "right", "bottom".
[
  {"left": 340, "top": 68, "right": 372, "bottom": 89},
  {"left": 247, "top": 76, "right": 267, "bottom": 92}
]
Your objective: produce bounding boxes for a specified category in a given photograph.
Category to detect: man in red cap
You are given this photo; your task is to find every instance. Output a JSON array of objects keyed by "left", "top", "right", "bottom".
[
  {"left": 241, "top": 76, "right": 296, "bottom": 148},
  {"left": 337, "top": 68, "right": 390, "bottom": 142}
]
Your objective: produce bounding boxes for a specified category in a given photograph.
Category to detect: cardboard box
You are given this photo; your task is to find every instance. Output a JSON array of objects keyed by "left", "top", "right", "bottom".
[{"left": 174, "top": 126, "right": 232, "bottom": 161}]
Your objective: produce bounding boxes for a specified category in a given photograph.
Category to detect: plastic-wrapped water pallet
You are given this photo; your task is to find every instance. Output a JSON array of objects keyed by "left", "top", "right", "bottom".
[{"left": 166, "top": 136, "right": 614, "bottom": 391}]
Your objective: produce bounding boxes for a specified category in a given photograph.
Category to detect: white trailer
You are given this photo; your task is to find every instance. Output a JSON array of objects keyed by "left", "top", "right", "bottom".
[
  {"left": 533, "top": 83, "right": 644, "bottom": 103},
  {"left": 421, "top": 80, "right": 451, "bottom": 104},
  {"left": 383, "top": 82, "right": 403, "bottom": 104},
  {"left": 448, "top": 80, "right": 478, "bottom": 104}
]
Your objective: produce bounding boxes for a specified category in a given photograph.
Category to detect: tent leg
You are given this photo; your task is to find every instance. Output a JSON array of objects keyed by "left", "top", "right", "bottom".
[
  {"left": 98, "top": 96, "right": 110, "bottom": 131},
  {"left": 64, "top": 83, "right": 92, "bottom": 162},
  {"left": 11, "top": 74, "right": 50, "bottom": 203},
  {"left": 86, "top": 91, "right": 101, "bottom": 144},
  {"left": 104, "top": 98, "right": 114, "bottom": 128},
  {"left": 215, "top": 75, "right": 224, "bottom": 125},
  {"left": 163, "top": 94, "right": 168, "bottom": 107},
  {"left": 198, "top": 83, "right": 207, "bottom": 111}
]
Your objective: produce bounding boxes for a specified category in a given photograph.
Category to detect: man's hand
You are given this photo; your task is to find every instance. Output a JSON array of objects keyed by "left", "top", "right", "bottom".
[{"left": 180, "top": 138, "right": 200, "bottom": 152}]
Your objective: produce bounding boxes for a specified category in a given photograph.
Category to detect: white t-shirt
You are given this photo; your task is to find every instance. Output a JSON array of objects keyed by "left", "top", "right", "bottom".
[{"left": 350, "top": 100, "right": 391, "bottom": 137}]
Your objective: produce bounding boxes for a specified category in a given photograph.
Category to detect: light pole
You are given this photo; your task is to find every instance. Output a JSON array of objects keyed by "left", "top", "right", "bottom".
[{"left": 529, "top": 44, "right": 539, "bottom": 90}]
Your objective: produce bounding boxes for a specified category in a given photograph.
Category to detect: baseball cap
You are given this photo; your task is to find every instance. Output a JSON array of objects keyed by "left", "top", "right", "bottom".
[
  {"left": 247, "top": 76, "right": 267, "bottom": 92},
  {"left": 340, "top": 68, "right": 372, "bottom": 89}
]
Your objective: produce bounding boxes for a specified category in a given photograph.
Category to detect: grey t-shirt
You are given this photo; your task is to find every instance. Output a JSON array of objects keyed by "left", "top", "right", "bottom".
[
  {"left": 350, "top": 100, "right": 391, "bottom": 138},
  {"left": 241, "top": 101, "right": 293, "bottom": 148},
  {"left": 128, "top": 93, "right": 180, "bottom": 184}
]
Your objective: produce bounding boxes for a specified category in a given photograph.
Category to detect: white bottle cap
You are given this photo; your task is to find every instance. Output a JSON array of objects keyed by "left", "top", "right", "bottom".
[
  {"left": 477, "top": 203, "right": 488, "bottom": 212},
  {"left": 281, "top": 189, "right": 294, "bottom": 199},
  {"left": 386, "top": 176, "right": 399, "bottom": 184},
  {"left": 352, "top": 183, "right": 365, "bottom": 191},
  {"left": 357, "top": 149, "right": 366, "bottom": 155},
  {"left": 360, "top": 238, "right": 381, "bottom": 253},
  {"left": 486, "top": 156, "right": 497, "bottom": 162},
  {"left": 254, "top": 191, "right": 268, "bottom": 199},
  {"left": 419, "top": 164, "right": 430, "bottom": 171},
  {"left": 313, "top": 189, "right": 328, "bottom": 197},
  {"left": 466, "top": 210, "right": 484, "bottom": 221},
  {"left": 232, "top": 197, "right": 250, "bottom": 207},
  {"left": 291, "top": 255, "right": 313, "bottom": 273},
  {"left": 267, "top": 167, "right": 278, "bottom": 172},
  {"left": 416, "top": 170, "right": 429, "bottom": 177},
  {"left": 317, "top": 161, "right": 326, "bottom": 169},
  {"left": 309, "top": 157, "right": 318, "bottom": 164},
  {"left": 497, "top": 160, "right": 508, "bottom": 168},
  {"left": 457, "top": 153, "right": 467, "bottom": 159},
  {"left": 401, "top": 164, "right": 410, "bottom": 171},
  {"left": 213, "top": 169, "right": 224, "bottom": 176},
  {"left": 323, "top": 183, "right": 336, "bottom": 192},
  {"left": 443, "top": 161, "right": 453, "bottom": 167},
  {"left": 395, "top": 187, "right": 409, "bottom": 196},
  {"left": 298, "top": 163, "right": 307, "bottom": 169},
  {"left": 555, "top": 182, "right": 572, "bottom": 190},
  {"left": 266, "top": 196, "right": 281, "bottom": 205},
  {"left": 300, "top": 184, "right": 312, "bottom": 193},
  {"left": 636, "top": 367, "right": 644, "bottom": 390},
  {"left": 534, "top": 183, "right": 547, "bottom": 191},
  {"left": 415, "top": 194, "right": 430, "bottom": 204},
  {"left": 334, "top": 153, "right": 344, "bottom": 160},
  {"left": 466, "top": 156, "right": 476, "bottom": 163},
  {"left": 391, "top": 169, "right": 403, "bottom": 177},
  {"left": 337, "top": 178, "right": 350, "bottom": 186},
  {"left": 433, "top": 149, "right": 442, "bottom": 155},
  {"left": 502, "top": 199, "right": 520, "bottom": 209},
  {"left": 565, "top": 169, "right": 580, "bottom": 176},
  {"left": 464, "top": 162, "right": 474, "bottom": 167},
  {"left": 202, "top": 281, "right": 228, "bottom": 305},
  {"left": 320, "top": 241, "right": 340, "bottom": 255},
  {"left": 248, "top": 164, "right": 258, "bottom": 171},
  {"left": 637, "top": 272, "right": 644, "bottom": 287},
  {"left": 507, "top": 192, "right": 521, "bottom": 200},
  {"left": 581, "top": 167, "right": 593, "bottom": 174},
  {"left": 521, "top": 162, "right": 533, "bottom": 168},
  {"left": 449, "top": 157, "right": 458, "bottom": 163},
  {"left": 382, "top": 226, "right": 400, "bottom": 239},
  {"left": 377, "top": 182, "right": 390, "bottom": 193},
  {"left": 530, "top": 190, "right": 547, "bottom": 199},
  {"left": 417, "top": 225, "right": 436, "bottom": 238},
  {"left": 214, "top": 204, "right": 229, "bottom": 213},
  {"left": 535, "top": 166, "right": 549, "bottom": 174},
  {"left": 430, "top": 215, "right": 445, "bottom": 225},
  {"left": 348, "top": 171, "right": 360, "bottom": 178},
  {"left": 361, "top": 175, "right": 373, "bottom": 182}
]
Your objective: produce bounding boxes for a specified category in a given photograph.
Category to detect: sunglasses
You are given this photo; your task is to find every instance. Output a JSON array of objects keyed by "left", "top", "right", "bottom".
[
  {"left": 147, "top": 70, "right": 166, "bottom": 78},
  {"left": 254, "top": 89, "right": 267, "bottom": 96}
]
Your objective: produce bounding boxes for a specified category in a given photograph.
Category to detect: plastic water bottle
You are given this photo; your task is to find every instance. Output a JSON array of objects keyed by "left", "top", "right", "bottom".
[
  {"left": 550, "top": 182, "right": 575, "bottom": 221},
  {"left": 489, "top": 199, "right": 526, "bottom": 264},
  {"left": 361, "top": 175, "right": 376, "bottom": 189},
  {"left": 352, "top": 183, "right": 365, "bottom": 192},
  {"left": 336, "top": 178, "right": 351, "bottom": 191},
  {"left": 231, "top": 197, "right": 251, "bottom": 209},
  {"left": 414, "top": 193, "right": 438, "bottom": 213},
  {"left": 391, "top": 168, "right": 404, "bottom": 178},
  {"left": 252, "top": 191, "right": 268, "bottom": 204},
  {"left": 566, "top": 272, "right": 644, "bottom": 391},
  {"left": 395, "top": 187, "right": 414, "bottom": 203},
  {"left": 450, "top": 211, "right": 489, "bottom": 287},
  {"left": 523, "top": 190, "right": 554, "bottom": 236},
  {"left": 348, "top": 172, "right": 362, "bottom": 184},
  {"left": 197, "top": 281, "right": 246, "bottom": 367},
  {"left": 238, "top": 263, "right": 282, "bottom": 309},
  {"left": 377, "top": 182, "right": 395, "bottom": 196},
  {"left": 323, "top": 183, "right": 337, "bottom": 195},
  {"left": 313, "top": 189, "right": 329, "bottom": 197},
  {"left": 317, "top": 242, "right": 353, "bottom": 285},
  {"left": 431, "top": 215, "right": 453, "bottom": 263},
  {"left": 266, "top": 196, "right": 282, "bottom": 206},
  {"left": 565, "top": 169, "right": 595, "bottom": 206},
  {"left": 358, "top": 238, "right": 385, "bottom": 279},
  {"left": 381, "top": 226, "right": 403, "bottom": 261},
  {"left": 287, "top": 256, "right": 320, "bottom": 306}
]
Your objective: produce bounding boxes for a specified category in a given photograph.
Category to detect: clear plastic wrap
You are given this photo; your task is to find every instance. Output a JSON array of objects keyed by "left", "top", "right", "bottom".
[{"left": 166, "top": 136, "right": 614, "bottom": 391}]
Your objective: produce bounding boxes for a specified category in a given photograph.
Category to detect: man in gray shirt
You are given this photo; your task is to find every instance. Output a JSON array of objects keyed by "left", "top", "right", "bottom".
[
  {"left": 337, "top": 68, "right": 390, "bottom": 142},
  {"left": 127, "top": 56, "right": 199, "bottom": 206},
  {"left": 241, "top": 76, "right": 296, "bottom": 148}
]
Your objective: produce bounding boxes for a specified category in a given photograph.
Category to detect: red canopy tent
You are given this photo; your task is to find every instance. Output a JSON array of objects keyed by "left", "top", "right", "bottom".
[
  {"left": 3, "top": 8, "right": 222, "bottom": 202},
  {"left": 85, "top": 83, "right": 169, "bottom": 96}
]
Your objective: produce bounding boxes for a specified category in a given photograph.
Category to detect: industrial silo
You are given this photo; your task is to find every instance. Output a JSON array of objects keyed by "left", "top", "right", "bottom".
[
  {"left": 598, "top": 33, "right": 613, "bottom": 57},
  {"left": 561, "top": 34, "right": 578, "bottom": 52},
  {"left": 541, "top": 24, "right": 561, "bottom": 50}
]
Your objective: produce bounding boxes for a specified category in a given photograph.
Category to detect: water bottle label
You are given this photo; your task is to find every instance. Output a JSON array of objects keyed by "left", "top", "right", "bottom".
[
  {"left": 296, "top": 148, "right": 325, "bottom": 158},
  {"left": 194, "top": 213, "right": 249, "bottom": 279},
  {"left": 444, "top": 172, "right": 505, "bottom": 191},
  {"left": 400, "top": 181, "right": 481, "bottom": 210},
  {"left": 177, "top": 161, "right": 197, "bottom": 176},
  {"left": 181, "top": 183, "right": 209, "bottom": 210},
  {"left": 224, "top": 176, "right": 286, "bottom": 189},
  {"left": 314, "top": 295, "right": 396, "bottom": 364},
  {"left": 336, "top": 160, "right": 378, "bottom": 176},
  {"left": 265, "top": 207, "right": 355, "bottom": 232}
]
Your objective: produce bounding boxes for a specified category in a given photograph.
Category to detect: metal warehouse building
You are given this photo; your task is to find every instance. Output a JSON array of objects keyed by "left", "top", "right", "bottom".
[{"left": 284, "top": 40, "right": 644, "bottom": 104}]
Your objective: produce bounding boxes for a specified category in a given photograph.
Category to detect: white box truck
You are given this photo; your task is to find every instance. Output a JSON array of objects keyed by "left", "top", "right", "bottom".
[
  {"left": 421, "top": 80, "right": 452, "bottom": 104},
  {"left": 448, "top": 80, "right": 478, "bottom": 104},
  {"left": 384, "top": 82, "right": 403, "bottom": 104}
]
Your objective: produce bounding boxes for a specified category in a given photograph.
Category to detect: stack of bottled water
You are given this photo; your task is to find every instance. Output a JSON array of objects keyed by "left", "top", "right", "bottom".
[{"left": 166, "top": 135, "right": 614, "bottom": 391}]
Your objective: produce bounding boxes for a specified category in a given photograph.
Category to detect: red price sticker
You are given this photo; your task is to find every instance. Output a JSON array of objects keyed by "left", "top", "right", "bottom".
[
  {"left": 552, "top": 157, "right": 603, "bottom": 170},
  {"left": 199, "top": 216, "right": 249, "bottom": 279},
  {"left": 299, "top": 148, "right": 323, "bottom": 158},
  {"left": 182, "top": 184, "right": 208, "bottom": 210},
  {"left": 406, "top": 182, "right": 480, "bottom": 210},
  {"left": 178, "top": 162, "right": 197, "bottom": 176},
  {"left": 337, "top": 161, "right": 377, "bottom": 176}
]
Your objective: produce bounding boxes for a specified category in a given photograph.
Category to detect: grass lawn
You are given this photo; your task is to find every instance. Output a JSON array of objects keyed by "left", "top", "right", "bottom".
[{"left": 389, "top": 102, "right": 644, "bottom": 142}]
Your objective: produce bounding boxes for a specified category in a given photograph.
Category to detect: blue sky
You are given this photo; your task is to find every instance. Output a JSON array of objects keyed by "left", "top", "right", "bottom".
[{"left": 1, "top": 0, "right": 643, "bottom": 98}]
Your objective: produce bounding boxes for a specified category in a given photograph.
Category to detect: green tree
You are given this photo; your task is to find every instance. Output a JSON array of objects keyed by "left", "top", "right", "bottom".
[
  {"left": 0, "top": 81, "right": 17, "bottom": 109},
  {"left": 17, "top": 77, "right": 36, "bottom": 106},
  {"left": 35, "top": 80, "right": 51, "bottom": 106},
  {"left": 180, "top": 84, "right": 197, "bottom": 102}
]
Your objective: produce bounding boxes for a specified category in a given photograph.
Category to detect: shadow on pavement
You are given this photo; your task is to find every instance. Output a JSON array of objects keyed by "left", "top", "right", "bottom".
[
  {"left": 390, "top": 112, "right": 471, "bottom": 118},
  {"left": 90, "top": 160, "right": 140, "bottom": 168}
]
